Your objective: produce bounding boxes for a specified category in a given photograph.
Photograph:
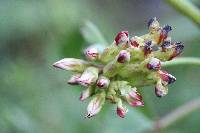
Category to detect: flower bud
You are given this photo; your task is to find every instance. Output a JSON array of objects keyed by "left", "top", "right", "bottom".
[
  {"left": 128, "top": 99, "right": 144, "bottom": 107},
  {"left": 169, "top": 42, "right": 184, "bottom": 60},
  {"left": 159, "top": 70, "right": 176, "bottom": 85},
  {"left": 53, "top": 58, "right": 89, "bottom": 72},
  {"left": 117, "top": 50, "right": 131, "bottom": 63},
  {"left": 114, "top": 31, "right": 129, "bottom": 46},
  {"left": 147, "top": 17, "right": 160, "bottom": 33},
  {"left": 158, "top": 25, "right": 172, "bottom": 44},
  {"left": 96, "top": 76, "right": 110, "bottom": 89},
  {"left": 85, "top": 47, "right": 99, "bottom": 61},
  {"left": 80, "top": 86, "right": 94, "bottom": 101},
  {"left": 85, "top": 92, "right": 105, "bottom": 118},
  {"left": 78, "top": 67, "right": 99, "bottom": 87},
  {"left": 116, "top": 99, "right": 128, "bottom": 118},
  {"left": 161, "top": 37, "right": 171, "bottom": 51},
  {"left": 147, "top": 57, "right": 161, "bottom": 70},
  {"left": 129, "top": 36, "right": 140, "bottom": 48},
  {"left": 128, "top": 87, "right": 143, "bottom": 101},
  {"left": 67, "top": 74, "right": 81, "bottom": 85},
  {"left": 144, "top": 41, "right": 152, "bottom": 56},
  {"left": 155, "top": 79, "right": 168, "bottom": 97}
]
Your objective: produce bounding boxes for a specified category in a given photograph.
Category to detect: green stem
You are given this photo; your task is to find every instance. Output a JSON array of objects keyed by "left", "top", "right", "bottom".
[
  {"left": 162, "top": 57, "right": 200, "bottom": 67},
  {"left": 153, "top": 97, "right": 200, "bottom": 131},
  {"left": 166, "top": 0, "right": 200, "bottom": 27}
]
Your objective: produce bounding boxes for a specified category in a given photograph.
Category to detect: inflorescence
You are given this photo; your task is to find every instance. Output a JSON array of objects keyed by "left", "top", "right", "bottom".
[{"left": 53, "top": 18, "right": 184, "bottom": 118}]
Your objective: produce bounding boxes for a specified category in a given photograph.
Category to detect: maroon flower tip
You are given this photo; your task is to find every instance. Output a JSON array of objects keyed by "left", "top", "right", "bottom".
[
  {"left": 117, "top": 50, "right": 130, "bottom": 63},
  {"left": 114, "top": 31, "right": 129, "bottom": 45},
  {"left": 116, "top": 107, "right": 127, "bottom": 118},
  {"left": 129, "top": 89, "right": 143, "bottom": 101},
  {"left": 169, "top": 42, "right": 184, "bottom": 60},
  {"left": 130, "top": 38, "right": 139, "bottom": 47},
  {"left": 147, "top": 58, "right": 161, "bottom": 70}
]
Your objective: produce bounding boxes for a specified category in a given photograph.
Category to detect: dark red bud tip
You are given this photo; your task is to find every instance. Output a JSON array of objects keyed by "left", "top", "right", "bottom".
[
  {"left": 130, "top": 39, "right": 139, "bottom": 47},
  {"left": 116, "top": 107, "right": 127, "bottom": 118},
  {"left": 114, "top": 31, "right": 129, "bottom": 45},
  {"left": 117, "top": 50, "right": 130, "bottom": 63},
  {"left": 147, "top": 58, "right": 161, "bottom": 70}
]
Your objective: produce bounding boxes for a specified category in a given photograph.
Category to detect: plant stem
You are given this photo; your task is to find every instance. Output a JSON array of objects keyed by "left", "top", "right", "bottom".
[
  {"left": 166, "top": 0, "right": 200, "bottom": 27},
  {"left": 162, "top": 57, "right": 200, "bottom": 67},
  {"left": 154, "top": 97, "right": 200, "bottom": 131}
]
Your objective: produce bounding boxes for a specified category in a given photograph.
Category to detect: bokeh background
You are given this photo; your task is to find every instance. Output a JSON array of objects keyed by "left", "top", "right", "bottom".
[{"left": 0, "top": 0, "right": 200, "bottom": 133}]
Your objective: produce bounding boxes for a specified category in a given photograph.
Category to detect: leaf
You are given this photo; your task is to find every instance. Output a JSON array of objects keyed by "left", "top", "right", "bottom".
[{"left": 81, "top": 21, "right": 108, "bottom": 45}]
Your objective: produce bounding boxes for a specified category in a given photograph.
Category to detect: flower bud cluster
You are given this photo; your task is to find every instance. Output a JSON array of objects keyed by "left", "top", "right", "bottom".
[{"left": 53, "top": 17, "right": 184, "bottom": 118}]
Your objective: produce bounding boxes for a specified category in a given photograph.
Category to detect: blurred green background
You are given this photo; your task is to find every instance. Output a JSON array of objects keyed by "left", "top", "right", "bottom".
[{"left": 0, "top": 0, "right": 200, "bottom": 133}]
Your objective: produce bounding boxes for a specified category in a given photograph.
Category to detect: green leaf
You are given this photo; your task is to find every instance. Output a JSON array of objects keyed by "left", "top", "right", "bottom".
[{"left": 81, "top": 21, "right": 108, "bottom": 45}]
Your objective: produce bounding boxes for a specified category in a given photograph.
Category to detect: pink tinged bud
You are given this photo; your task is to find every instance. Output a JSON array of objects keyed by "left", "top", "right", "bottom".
[
  {"left": 53, "top": 58, "right": 89, "bottom": 72},
  {"left": 96, "top": 76, "right": 110, "bottom": 89},
  {"left": 85, "top": 47, "right": 99, "bottom": 60},
  {"left": 67, "top": 74, "right": 81, "bottom": 85},
  {"left": 128, "top": 100, "right": 144, "bottom": 107},
  {"left": 80, "top": 86, "right": 94, "bottom": 101},
  {"left": 114, "top": 31, "right": 129, "bottom": 46},
  {"left": 159, "top": 70, "right": 176, "bottom": 85},
  {"left": 169, "top": 42, "right": 184, "bottom": 60},
  {"left": 85, "top": 92, "right": 105, "bottom": 118},
  {"left": 116, "top": 106, "right": 128, "bottom": 118},
  {"left": 78, "top": 67, "right": 99, "bottom": 87},
  {"left": 129, "top": 87, "right": 143, "bottom": 101},
  {"left": 147, "top": 58, "right": 161, "bottom": 70},
  {"left": 155, "top": 79, "right": 168, "bottom": 97},
  {"left": 117, "top": 50, "right": 131, "bottom": 63}
]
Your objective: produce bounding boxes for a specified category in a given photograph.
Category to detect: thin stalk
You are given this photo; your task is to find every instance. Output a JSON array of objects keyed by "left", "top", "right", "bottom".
[
  {"left": 154, "top": 97, "right": 200, "bottom": 131},
  {"left": 162, "top": 57, "right": 200, "bottom": 67}
]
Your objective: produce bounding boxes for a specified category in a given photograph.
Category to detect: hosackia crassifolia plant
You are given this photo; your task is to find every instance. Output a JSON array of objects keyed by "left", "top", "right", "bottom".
[{"left": 53, "top": 18, "right": 184, "bottom": 118}]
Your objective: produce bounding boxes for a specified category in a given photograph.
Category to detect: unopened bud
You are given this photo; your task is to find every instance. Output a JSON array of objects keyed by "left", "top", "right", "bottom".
[
  {"left": 128, "top": 87, "right": 143, "bottom": 101},
  {"left": 144, "top": 41, "right": 152, "bottom": 56},
  {"left": 96, "top": 76, "right": 110, "bottom": 89},
  {"left": 85, "top": 92, "right": 105, "bottom": 118},
  {"left": 148, "top": 17, "right": 160, "bottom": 33},
  {"left": 114, "top": 31, "right": 129, "bottom": 46},
  {"left": 67, "top": 74, "right": 81, "bottom": 85},
  {"left": 129, "top": 36, "right": 140, "bottom": 48},
  {"left": 53, "top": 58, "right": 89, "bottom": 72},
  {"left": 116, "top": 99, "right": 128, "bottom": 118},
  {"left": 85, "top": 47, "right": 99, "bottom": 60},
  {"left": 155, "top": 79, "right": 168, "bottom": 97},
  {"left": 161, "top": 37, "right": 171, "bottom": 51},
  {"left": 117, "top": 50, "right": 131, "bottom": 63},
  {"left": 147, "top": 57, "right": 161, "bottom": 70},
  {"left": 78, "top": 67, "right": 99, "bottom": 87},
  {"left": 80, "top": 86, "right": 94, "bottom": 101},
  {"left": 159, "top": 70, "right": 176, "bottom": 85},
  {"left": 128, "top": 99, "right": 144, "bottom": 107},
  {"left": 158, "top": 25, "right": 172, "bottom": 44},
  {"left": 169, "top": 42, "right": 184, "bottom": 60}
]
